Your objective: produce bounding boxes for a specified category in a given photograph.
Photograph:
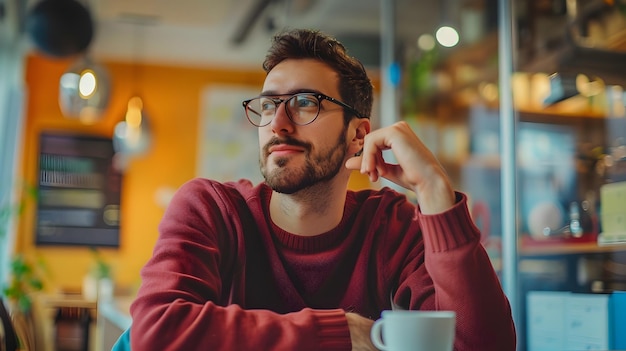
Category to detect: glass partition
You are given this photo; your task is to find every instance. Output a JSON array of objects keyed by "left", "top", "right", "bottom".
[{"left": 399, "top": 0, "right": 626, "bottom": 350}]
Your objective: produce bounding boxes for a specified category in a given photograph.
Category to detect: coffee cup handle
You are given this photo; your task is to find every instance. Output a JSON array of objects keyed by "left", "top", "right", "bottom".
[{"left": 370, "top": 319, "right": 387, "bottom": 350}]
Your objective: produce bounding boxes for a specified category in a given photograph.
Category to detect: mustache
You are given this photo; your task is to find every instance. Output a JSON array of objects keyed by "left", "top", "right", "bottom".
[{"left": 263, "top": 136, "right": 312, "bottom": 155}]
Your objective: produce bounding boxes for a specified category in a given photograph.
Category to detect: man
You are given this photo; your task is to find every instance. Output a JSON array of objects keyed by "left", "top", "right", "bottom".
[{"left": 129, "top": 29, "right": 516, "bottom": 350}]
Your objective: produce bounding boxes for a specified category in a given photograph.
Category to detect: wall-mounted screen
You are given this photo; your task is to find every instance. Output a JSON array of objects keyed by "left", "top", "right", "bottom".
[{"left": 35, "top": 132, "right": 122, "bottom": 247}]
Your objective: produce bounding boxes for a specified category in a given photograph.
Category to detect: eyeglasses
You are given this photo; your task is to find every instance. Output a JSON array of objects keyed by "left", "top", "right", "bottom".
[{"left": 242, "top": 92, "right": 360, "bottom": 127}]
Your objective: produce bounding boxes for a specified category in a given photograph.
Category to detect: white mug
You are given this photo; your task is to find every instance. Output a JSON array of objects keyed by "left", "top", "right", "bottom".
[{"left": 370, "top": 310, "right": 456, "bottom": 351}]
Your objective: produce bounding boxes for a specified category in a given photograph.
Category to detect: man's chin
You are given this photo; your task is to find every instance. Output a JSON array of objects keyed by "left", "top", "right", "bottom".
[
  {"left": 262, "top": 170, "right": 312, "bottom": 194},
  {"left": 265, "top": 180, "right": 302, "bottom": 194}
]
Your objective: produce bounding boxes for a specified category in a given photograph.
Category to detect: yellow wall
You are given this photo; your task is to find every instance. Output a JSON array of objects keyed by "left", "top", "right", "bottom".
[{"left": 17, "top": 54, "right": 373, "bottom": 293}]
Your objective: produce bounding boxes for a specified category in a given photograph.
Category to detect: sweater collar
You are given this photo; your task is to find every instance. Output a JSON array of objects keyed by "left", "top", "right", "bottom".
[{"left": 260, "top": 184, "right": 359, "bottom": 252}]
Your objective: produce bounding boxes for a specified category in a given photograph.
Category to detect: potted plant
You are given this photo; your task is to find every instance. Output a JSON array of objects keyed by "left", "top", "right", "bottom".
[
  {"left": 82, "top": 247, "right": 113, "bottom": 301},
  {"left": 1, "top": 184, "right": 40, "bottom": 350},
  {"left": 2, "top": 255, "right": 45, "bottom": 351}
]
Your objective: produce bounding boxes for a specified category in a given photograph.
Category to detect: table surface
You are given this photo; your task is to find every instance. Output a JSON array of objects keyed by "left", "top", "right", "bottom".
[{"left": 41, "top": 293, "right": 98, "bottom": 310}]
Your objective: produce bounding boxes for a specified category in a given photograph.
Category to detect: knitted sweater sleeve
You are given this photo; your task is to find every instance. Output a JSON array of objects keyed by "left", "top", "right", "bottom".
[
  {"left": 129, "top": 179, "right": 351, "bottom": 350},
  {"left": 394, "top": 192, "right": 516, "bottom": 351}
]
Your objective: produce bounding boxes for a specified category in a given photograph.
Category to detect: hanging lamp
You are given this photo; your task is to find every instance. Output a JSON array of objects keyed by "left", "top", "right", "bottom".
[
  {"left": 112, "top": 17, "right": 153, "bottom": 171},
  {"left": 40, "top": 0, "right": 113, "bottom": 123},
  {"left": 25, "top": 0, "right": 94, "bottom": 58},
  {"left": 58, "top": 55, "right": 111, "bottom": 123},
  {"left": 435, "top": 0, "right": 460, "bottom": 48}
]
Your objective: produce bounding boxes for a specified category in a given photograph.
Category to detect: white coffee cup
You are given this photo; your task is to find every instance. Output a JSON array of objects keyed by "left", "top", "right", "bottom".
[{"left": 370, "top": 310, "right": 456, "bottom": 351}]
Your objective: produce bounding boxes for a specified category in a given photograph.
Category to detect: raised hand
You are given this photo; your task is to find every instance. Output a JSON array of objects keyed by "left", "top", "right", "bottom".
[{"left": 345, "top": 121, "right": 455, "bottom": 214}]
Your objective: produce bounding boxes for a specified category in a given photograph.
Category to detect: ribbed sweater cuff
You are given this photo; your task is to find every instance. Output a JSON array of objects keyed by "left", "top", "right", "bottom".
[
  {"left": 313, "top": 309, "right": 351, "bottom": 350},
  {"left": 417, "top": 192, "right": 481, "bottom": 252}
]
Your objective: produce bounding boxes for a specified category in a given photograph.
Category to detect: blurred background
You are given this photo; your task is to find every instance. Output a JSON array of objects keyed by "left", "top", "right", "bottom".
[{"left": 2, "top": 0, "right": 626, "bottom": 350}]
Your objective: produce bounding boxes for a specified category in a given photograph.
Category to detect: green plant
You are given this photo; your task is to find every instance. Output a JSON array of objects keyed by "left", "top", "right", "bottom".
[
  {"left": 1, "top": 184, "right": 41, "bottom": 314},
  {"left": 0, "top": 183, "right": 36, "bottom": 239},
  {"left": 2, "top": 255, "right": 45, "bottom": 314},
  {"left": 89, "top": 246, "right": 111, "bottom": 279},
  {"left": 402, "top": 46, "right": 440, "bottom": 115}
]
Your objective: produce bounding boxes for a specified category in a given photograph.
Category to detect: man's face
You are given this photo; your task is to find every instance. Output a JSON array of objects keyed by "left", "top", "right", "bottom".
[{"left": 258, "top": 59, "right": 350, "bottom": 194}]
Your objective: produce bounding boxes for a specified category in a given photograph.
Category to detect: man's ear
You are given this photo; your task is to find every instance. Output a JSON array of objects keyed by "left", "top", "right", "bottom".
[
  {"left": 354, "top": 119, "right": 370, "bottom": 141},
  {"left": 350, "top": 118, "right": 370, "bottom": 153}
]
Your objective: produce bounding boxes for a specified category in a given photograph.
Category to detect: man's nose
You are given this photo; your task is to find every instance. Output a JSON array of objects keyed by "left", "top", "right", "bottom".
[{"left": 269, "top": 101, "right": 294, "bottom": 133}]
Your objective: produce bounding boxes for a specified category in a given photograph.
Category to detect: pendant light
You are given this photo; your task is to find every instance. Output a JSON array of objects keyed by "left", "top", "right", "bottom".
[
  {"left": 26, "top": 0, "right": 94, "bottom": 58},
  {"left": 112, "top": 16, "right": 153, "bottom": 172},
  {"left": 112, "top": 96, "right": 151, "bottom": 165},
  {"left": 435, "top": 0, "right": 460, "bottom": 48},
  {"left": 42, "top": 0, "right": 112, "bottom": 124},
  {"left": 58, "top": 54, "right": 111, "bottom": 123}
]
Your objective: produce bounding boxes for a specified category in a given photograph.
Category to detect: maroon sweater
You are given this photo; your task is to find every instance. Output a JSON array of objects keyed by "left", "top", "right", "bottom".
[{"left": 130, "top": 178, "right": 516, "bottom": 350}]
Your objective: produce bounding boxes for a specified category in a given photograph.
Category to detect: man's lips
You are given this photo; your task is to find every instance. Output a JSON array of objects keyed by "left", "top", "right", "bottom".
[{"left": 268, "top": 145, "right": 305, "bottom": 156}]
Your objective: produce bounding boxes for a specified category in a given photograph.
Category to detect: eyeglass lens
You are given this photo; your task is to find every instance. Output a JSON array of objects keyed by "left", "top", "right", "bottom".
[{"left": 245, "top": 94, "right": 321, "bottom": 126}]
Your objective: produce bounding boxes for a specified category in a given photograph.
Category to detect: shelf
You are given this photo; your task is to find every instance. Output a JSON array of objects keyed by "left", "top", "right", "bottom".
[
  {"left": 520, "top": 240, "right": 626, "bottom": 257},
  {"left": 520, "top": 107, "right": 607, "bottom": 120}
]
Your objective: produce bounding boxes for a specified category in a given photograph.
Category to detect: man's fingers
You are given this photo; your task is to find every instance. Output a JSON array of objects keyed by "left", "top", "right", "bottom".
[
  {"left": 346, "top": 148, "right": 409, "bottom": 187},
  {"left": 378, "top": 164, "right": 410, "bottom": 189},
  {"left": 345, "top": 156, "right": 362, "bottom": 171}
]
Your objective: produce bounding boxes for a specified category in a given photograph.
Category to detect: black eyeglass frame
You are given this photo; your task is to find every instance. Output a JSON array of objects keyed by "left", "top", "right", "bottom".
[{"left": 242, "top": 92, "right": 361, "bottom": 127}]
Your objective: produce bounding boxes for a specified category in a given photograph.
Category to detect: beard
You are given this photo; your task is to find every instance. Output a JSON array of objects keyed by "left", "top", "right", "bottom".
[{"left": 260, "top": 129, "right": 348, "bottom": 194}]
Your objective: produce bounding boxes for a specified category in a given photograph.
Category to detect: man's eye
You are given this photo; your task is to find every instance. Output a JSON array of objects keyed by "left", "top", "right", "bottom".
[
  {"left": 294, "top": 96, "right": 319, "bottom": 108},
  {"left": 260, "top": 100, "right": 276, "bottom": 111}
]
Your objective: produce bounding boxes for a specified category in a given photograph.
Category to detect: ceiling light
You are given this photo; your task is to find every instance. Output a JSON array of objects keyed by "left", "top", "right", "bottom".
[
  {"left": 417, "top": 34, "right": 436, "bottom": 51},
  {"left": 436, "top": 26, "right": 460, "bottom": 48},
  {"left": 58, "top": 55, "right": 111, "bottom": 124},
  {"left": 25, "top": 0, "right": 94, "bottom": 57},
  {"left": 112, "top": 97, "right": 151, "bottom": 171},
  {"left": 112, "top": 19, "right": 153, "bottom": 172},
  {"left": 78, "top": 70, "right": 97, "bottom": 98}
]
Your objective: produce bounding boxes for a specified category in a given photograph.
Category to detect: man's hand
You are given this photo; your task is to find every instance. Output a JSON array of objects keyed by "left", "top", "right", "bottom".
[
  {"left": 345, "top": 121, "right": 455, "bottom": 214},
  {"left": 345, "top": 312, "right": 378, "bottom": 351}
]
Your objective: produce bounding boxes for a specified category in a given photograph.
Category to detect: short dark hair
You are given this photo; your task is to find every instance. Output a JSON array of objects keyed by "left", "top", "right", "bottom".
[{"left": 263, "top": 28, "right": 373, "bottom": 122}]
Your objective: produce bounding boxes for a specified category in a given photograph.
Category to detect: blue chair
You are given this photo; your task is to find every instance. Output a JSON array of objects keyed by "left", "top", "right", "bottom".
[{"left": 112, "top": 327, "right": 131, "bottom": 351}]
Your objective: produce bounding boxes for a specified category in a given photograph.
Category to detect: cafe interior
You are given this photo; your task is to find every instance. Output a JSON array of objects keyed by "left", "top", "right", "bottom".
[{"left": 1, "top": 0, "right": 626, "bottom": 350}]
